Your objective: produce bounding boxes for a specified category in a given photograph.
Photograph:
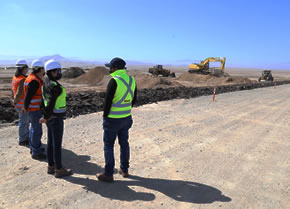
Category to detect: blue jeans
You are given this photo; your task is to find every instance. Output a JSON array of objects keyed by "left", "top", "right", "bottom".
[
  {"left": 16, "top": 108, "right": 30, "bottom": 143},
  {"left": 46, "top": 117, "right": 64, "bottom": 169},
  {"left": 28, "top": 110, "right": 43, "bottom": 155},
  {"left": 103, "top": 116, "right": 133, "bottom": 176}
]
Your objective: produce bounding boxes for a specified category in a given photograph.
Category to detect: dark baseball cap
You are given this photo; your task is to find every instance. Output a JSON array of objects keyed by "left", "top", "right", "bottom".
[{"left": 105, "top": 57, "right": 126, "bottom": 69}]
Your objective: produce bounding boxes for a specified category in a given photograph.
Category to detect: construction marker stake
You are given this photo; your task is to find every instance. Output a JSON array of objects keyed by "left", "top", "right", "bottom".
[{"left": 213, "top": 87, "right": 216, "bottom": 102}]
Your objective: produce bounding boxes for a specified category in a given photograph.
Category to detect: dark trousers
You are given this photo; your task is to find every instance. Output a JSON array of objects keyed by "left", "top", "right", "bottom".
[
  {"left": 46, "top": 117, "right": 64, "bottom": 169},
  {"left": 103, "top": 116, "right": 133, "bottom": 176},
  {"left": 28, "top": 110, "right": 43, "bottom": 155}
]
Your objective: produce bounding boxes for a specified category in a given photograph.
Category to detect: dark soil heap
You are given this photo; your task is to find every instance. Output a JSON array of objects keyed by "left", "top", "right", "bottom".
[
  {"left": 177, "top": 72, "right": 254, "bottom": 85},
  {"left": 62, "top": 67, "right": 86, "bottom": 78},
  {"left": 72, "top": 67, "right": 109, "bottom": 85}
]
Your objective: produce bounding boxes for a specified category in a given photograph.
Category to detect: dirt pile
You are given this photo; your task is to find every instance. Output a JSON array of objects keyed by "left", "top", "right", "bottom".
[
  {"left": 177, "top": 73, "right": 217, "bottom": 82},
  {"left": 95, "top": 72, "right": 181, "bottom": 89},
  {"left": 177, "top": 72, "right": 254, "bottom": 85},
  {"left": 62, "top": 67, "right": 86, "bottom": 79},
  {"left": 127, "top": 72, "right": 181, "bottom": 89},
  {"left": 71, "top": 67, "right": 109, "bottom": 85},
  {"left": 225, "top": 77, "right": 254, "bottom": 84}
]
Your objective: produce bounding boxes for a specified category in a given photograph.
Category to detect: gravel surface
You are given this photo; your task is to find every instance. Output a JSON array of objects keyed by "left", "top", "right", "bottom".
[{"left": 0, "top": 84, "right": 289, "bottom": 209}]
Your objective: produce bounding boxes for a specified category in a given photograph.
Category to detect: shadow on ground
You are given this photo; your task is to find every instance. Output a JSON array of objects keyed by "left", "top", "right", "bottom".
[
  {"left": 39, "top": 146, "right": 231, "bottom": 204},
  {"left": 64, "top": 169, "right": 231, "bottom": 203},
  {"left": 61, "top": 148, "right": 103, "bottom": 175}
]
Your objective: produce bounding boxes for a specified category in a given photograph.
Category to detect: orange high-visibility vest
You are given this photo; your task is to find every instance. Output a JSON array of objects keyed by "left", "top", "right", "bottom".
[
  {"left": 24, "top": 73, "right": 43, "bottom": 111},
  {"left": 11, "top": 74, "right": 26, "bottom": 108}
]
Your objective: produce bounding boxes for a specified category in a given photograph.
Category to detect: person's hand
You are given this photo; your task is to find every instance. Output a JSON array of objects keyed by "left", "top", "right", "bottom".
[
  {"left": 10, "top": 99, "right": 15, "bottom": 108},
  {"left": 39, "top": 117, "right": 47, "bottom": 124},
  {"left": 22, "top": 108, "right": 28, "bottom": 113}
]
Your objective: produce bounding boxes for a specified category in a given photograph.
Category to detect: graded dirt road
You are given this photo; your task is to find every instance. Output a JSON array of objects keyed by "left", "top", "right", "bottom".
[{"left": 0, "top": 84, "right": 289, "bottom": 209}]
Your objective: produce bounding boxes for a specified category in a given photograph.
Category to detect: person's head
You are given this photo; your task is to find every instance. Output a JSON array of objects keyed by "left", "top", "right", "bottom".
[
  {"left": 44, "top": 59, "right": 62, "bottom": 81},
  {"left": 105, "top": 57, "right": 126, "bottom": 73},
  {"left": 31, "top": 59, "right": 45, "bottom": 78},
  {"left": 15, "top": 59, "right": 28, "bottom": 76}
]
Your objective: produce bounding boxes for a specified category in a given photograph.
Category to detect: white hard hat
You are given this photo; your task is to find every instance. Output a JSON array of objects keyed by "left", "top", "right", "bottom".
[
  {"left": 31, "top": 59, "right": 44, "bottom": 68},
  {"left": 16, "top": 59, "right": 28, "bottom": 66},
  {"left": 45, "top": 59, "right": 61, "bottom": 72}
]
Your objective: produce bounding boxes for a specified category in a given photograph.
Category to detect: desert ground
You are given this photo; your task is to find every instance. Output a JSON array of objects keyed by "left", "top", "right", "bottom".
[
  {"left": 0, "top": 66, "right": 290, "bottom": 208},
  {"left": 0, "top": 85, "right": 290, "bottom": 208}
]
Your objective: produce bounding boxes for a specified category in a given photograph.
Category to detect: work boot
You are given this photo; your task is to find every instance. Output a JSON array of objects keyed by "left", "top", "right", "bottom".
[
  {"left": 47, "top": 165, "right": 55, "bottom": 175},
  {"left": 55, "top": 168, "right": 73, "bottom": 178},
  {"left": 30, "top": 147, "right": 45, "bottom": 154},
  {"left": 19, "top": 140, "right": 29, "bottom": 146},
  {"left": 96, "top": 173, "right": 114, "bottom": 182},
  {"left": 118, "top": 168, "right": 129, "bottom": 178},
  {"left": 32, "top": 153, "right": 47, "bottom": 161}
]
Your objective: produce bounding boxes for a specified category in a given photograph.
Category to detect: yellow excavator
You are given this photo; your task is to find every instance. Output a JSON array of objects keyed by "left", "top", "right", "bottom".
[{"left": 189, "top": 57, "right": 226, "bottom": 75}]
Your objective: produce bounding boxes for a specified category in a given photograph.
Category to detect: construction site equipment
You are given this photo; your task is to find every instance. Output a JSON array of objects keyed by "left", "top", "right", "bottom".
[
  {"left": 148, "top": 65, "right": 176, "bottom": 77},
  {"left": 189, "top": 57, "right": 226, "bottom": 76},
  {"left": 258, "top": 70, "right": 274, "bottom": 82}
]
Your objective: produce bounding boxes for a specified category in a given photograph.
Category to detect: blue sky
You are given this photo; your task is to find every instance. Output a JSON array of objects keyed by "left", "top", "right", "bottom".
[{"left": 0, "top": 0, "right": 289, "bottom": 68}]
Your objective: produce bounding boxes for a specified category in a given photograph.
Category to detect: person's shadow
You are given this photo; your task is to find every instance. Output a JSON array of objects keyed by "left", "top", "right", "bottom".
[
  {"left": 59, "top": 148, "right": 231, "bottom": 204},
  {"left": 39, "top": 147, "right": 231, "bottom": 204},
  {"left": 65, "top": 175, "right": 231, "bottom": 204},
  {"left": 61, "top": 148, "right": 103, "bottom": 175}
]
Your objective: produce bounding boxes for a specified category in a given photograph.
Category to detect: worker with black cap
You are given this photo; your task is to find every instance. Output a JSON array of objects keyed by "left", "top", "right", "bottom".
[{"left": 97, "top": 57, "right": 137, "bottom": 182}]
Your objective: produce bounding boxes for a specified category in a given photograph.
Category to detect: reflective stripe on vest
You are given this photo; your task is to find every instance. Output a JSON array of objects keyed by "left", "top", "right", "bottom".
[
  {"left": 30, "top": 99, "right": 42, "bottom": 103},
  {"left": 28, "top": 104, "right": 40, "bottom": 108},
  {"left": 53, "top": 108, "right": 66, "bottom": 113},
  {"left": 109, "top": 110, "right": 131, "bottom": 115}
]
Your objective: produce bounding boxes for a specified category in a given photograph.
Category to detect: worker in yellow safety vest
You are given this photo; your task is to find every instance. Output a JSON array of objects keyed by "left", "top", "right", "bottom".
[
  {"left": 39, "top": 59, "right": 72, "bottom": 178},
  {"left": 97, "top": 57, "right": 137, "bottom": 182}
]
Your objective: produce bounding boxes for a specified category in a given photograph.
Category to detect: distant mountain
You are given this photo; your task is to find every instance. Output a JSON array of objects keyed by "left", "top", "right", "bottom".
[
  {"left": 39, "top": 54, "right": 66, "bottom": 62},
  {"left": 0, "top": 54, "right": 156, "bottom": 68},
  {"left": 0, "top": 54, "right": 104, "bottom": 68}
]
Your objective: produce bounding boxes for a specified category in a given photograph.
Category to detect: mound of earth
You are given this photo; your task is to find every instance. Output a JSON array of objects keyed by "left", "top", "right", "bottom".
[
  {"left": 177, "top": 72, "right": 254, "bottom": 85},
  {"left": 62, "top": 67, "right": 85, "bottom": 78},
  {"left": 225, "top": 77, "right": 254, "bottom": 84},
  {"left": 177, "top": 72, "right": 220, "bottom": 82},
  {"left": 97, "top": 72, "right": 182, "bottom": 89},
  {"left": 71, "top": 67, "right": 109, "bottom": 85}
]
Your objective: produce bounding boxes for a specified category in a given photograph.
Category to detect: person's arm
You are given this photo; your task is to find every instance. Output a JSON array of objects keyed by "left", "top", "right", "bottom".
[
  {"left": 103, "top": 78, "right": 117, "bottom": 118},
  {"left": 14, "top": 79, "right": 25, "bottom": 104},
  {"left": 132, "top": 86, "right": 137, "bottom": 107},
  {"left": 10, "top": 90, "right": 14, "bottom": 107},
  {"left": 24, "top": 80, "right": 39, "bottom": 110},
  {"left": 43, "top": 85, "right": 62, "bottom": 120}
]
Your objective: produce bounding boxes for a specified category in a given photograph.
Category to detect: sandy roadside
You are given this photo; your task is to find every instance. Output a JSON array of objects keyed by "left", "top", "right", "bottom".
[{"left": 0, "top": 84, "right": 289, "bottom": 209}]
